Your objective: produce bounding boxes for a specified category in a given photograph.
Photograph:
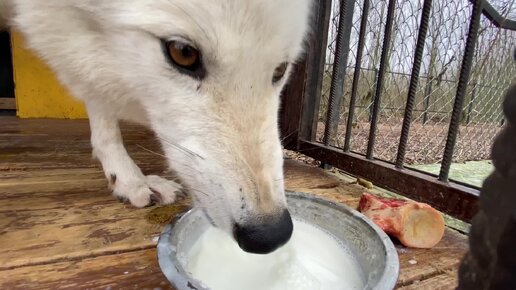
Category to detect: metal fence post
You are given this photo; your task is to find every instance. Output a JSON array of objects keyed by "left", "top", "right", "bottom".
[
  {"left": 466, "top": 82, "right": 478, "bottom": 124},
  {"left": 368, "top": 68, "right": 379, "bottom": 123},
  {"left": 322, "top": 0, "right": 357, "bottom": 147},
  {"left": 439, "top": 0, "right": 483, "bottom": 182},
  {"left": 320, "top": 0, "right": 356, "bottom": 170},
  {"left": 422, "top": 78, "right": 433, "bottom": 124},
  {"left": 395, "top": 0, "right": 433, "bottom": 168},
  {"left": 366, "top": 0, "right": 397, "bottom": 159},
  {"left": 344, "top": 0, "right": 371, "bottom": 152}
]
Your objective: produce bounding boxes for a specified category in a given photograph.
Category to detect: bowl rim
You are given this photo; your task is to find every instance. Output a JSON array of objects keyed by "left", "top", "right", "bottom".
[{"left": 157, "top": 191, "right": 400, "bottom": 290}]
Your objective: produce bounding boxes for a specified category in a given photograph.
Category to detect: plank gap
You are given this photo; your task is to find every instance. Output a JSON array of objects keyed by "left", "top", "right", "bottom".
[{"left": 0, "top": 244, "right": 156, "bottom": 272}]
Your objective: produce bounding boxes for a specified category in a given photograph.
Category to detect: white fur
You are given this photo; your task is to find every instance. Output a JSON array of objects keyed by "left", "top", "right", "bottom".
[
  {"left": 2, "top": 0, "right": 312, "bottom": 233},
  {"left": 0, "top": 0, "right": 10, "bottom": 27}
]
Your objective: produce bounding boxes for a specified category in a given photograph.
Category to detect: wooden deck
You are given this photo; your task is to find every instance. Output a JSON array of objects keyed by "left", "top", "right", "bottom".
[{"left": 0, "top": 117, "right": 468, "bottom": 289}]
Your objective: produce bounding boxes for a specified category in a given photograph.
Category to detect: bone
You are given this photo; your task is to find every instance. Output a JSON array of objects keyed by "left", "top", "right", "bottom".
[{"left": 358, "top": 193, "right": 445, "bottom": 249}]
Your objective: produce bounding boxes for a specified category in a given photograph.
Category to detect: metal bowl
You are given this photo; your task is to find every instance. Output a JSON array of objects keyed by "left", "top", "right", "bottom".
[{"left": 157, "top": 191, "right": 399, "bottom": 290}]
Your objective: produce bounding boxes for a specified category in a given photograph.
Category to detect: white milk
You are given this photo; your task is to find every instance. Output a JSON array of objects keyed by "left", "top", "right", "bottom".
[{"left": 185, "top": 219, "right": 365, "bottom": 290}]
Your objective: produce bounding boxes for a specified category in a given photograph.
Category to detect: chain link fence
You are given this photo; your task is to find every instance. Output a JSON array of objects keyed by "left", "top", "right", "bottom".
[{"left": 316, "top": 0, "right": 516, "bottom": 165}]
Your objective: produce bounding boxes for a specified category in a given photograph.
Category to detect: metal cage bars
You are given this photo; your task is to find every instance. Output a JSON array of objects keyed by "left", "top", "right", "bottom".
[
  {"left": 395, "top": 0, "right": 433, "bottom": 169},
  {"left": 439, "top": 0, "right": 483, "bottom": 181},
  {"left": 280, "top": 0, "right": 515, "bottom": 221},
  {"left": 322, "top": 0, "right": 356, "bottom": 146}
]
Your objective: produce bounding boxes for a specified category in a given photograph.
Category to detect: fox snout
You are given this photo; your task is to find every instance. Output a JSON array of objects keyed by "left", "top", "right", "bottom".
[{"left": 233, "top": 209, "right": 293, "bottom": 254}]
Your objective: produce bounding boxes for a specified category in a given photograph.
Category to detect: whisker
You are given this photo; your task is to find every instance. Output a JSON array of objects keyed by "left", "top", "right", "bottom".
[
  {"left": 136, "top": 147, "right": 225, "bottom": 203},
  {"left": 136, "top": 144, "right": 167, "bottom": 158},
  {"left": 136, "top": 145, "right": 209, "bottom": 177},
  {"left": 188, "top": 188, "right": 211, "bottom": 197},
  {"left": 281, "top": 129, "right": 298, "bottom": 142},
  {"left": 292, "top": 145, "right": 324, "bottom": 153},
  {"left": 157, "top": 136, "right": 206, "bottom": 160},
  {"left": 166, "top": 2, "right": 213, "bottom": 46}
]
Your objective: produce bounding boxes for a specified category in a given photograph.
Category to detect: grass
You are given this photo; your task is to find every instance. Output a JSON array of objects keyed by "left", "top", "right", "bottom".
[{"left": 411, "top": 160, "right": 494, "bottom": 188}]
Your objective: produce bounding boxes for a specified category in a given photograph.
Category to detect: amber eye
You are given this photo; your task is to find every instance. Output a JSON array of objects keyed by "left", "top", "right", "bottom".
[
  {"left": 163, "top": 40, "right": 205, "bottom": 79},
  {"left": 272, "top": 62, "right": 288, "bottom": 83}
]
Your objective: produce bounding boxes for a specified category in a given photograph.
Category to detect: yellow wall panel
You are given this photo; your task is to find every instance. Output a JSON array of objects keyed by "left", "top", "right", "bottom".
[{"left": 11, "top": 30, "right": 88, "bottom": 119}]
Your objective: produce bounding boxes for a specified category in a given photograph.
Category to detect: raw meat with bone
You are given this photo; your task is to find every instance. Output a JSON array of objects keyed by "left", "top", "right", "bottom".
[{"left": 358, "top": 193, "right": 445, "bottom": 248}]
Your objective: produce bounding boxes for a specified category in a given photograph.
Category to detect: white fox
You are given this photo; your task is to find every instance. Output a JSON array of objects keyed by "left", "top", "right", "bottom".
[{"left": 0, "top": 0, "right": 312, "bottom": 254}]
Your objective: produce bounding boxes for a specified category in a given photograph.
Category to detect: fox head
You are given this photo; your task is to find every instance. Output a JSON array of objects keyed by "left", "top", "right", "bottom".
[{"left": 12, "top": 0, "right": 312, "bottom": 254}]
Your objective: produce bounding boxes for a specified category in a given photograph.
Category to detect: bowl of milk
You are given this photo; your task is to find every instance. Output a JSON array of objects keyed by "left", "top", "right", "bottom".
[{"left": 157, "top": 191, "right": 399, "bottom": 290}]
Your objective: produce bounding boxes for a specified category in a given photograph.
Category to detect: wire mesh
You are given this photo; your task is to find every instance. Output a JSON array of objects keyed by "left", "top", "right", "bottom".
[{"left": 316, "top": 0, "right": 516, "bottom": 166}]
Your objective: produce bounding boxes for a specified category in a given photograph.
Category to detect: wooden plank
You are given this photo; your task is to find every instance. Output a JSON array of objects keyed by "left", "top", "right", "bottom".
[
  {"left": 0, "top": 143, "right": 163, "bottom": 159},
  {"left": 0, "top": 168, "right": 106, "bottom": 197},
  {"left": 0, "top": 167, "right": 102, "bottom": 180},
  {"left": 0, "top": 151, "right": 168, "bottom": 171},
  {"left": 0, "top": 132, "right": 167, "bottom": 172},
  {"left": 0, "top": 188, "right": 110, "bottom": 211},
  {"left": 283, "top": 159, "right": 340, "bottom": 190},
  {"left": 283, "top": 159, "right": 365, "bottom": 209},
  {"left": 0, "top": 116, "right": 146, "bottom": 133},
  {"left": 0, "top": 97, "right": 16, "bottom": 110},
  {"left": 0, "top": 232, "right": 462, "bottom": 290},
  {"left": 397, "top": 269, "right": 458, "bottom": 290},
  {"left": 0, "top": 241, "right": 461, "bottom": 290},
  {"left": 0, "top": 249, "right": 173, "bottom": 290},
  {"left": 0, "top": 117, "right": 91, "bottom": 132},
  {"left": 0, "top": 193, "right": 191, "bottom": 269},
  {"left": 0, "top": 170, "right": 178, "bottom": 200},
  {"left": 0, "top": 203, "right": 158, "bottom": 269},
  {"left": 0, "top": 118, "right": 469, "bottom": 289},
  {"left": 395, "top": 229, "right": 466, "bottom": 287}
]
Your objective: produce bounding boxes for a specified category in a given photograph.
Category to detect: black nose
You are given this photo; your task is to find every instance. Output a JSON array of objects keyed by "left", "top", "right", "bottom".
[{"left": 233, "top": 210, "right": 293, "bottom": 254}]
